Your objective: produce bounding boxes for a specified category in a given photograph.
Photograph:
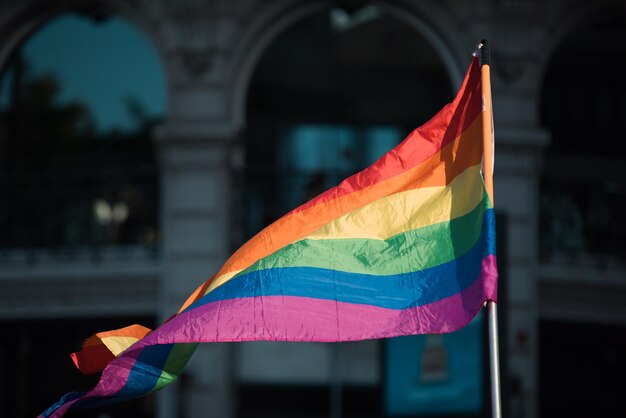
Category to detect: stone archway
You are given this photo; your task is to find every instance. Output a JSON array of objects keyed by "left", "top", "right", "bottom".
[
  {"left": 0, "top": 6, "right": 167, "bottom": 252},
  {"left": 240, "top": 4, "right": 456, "bottom": 235},
  {"left": 227, "top": 0, "right": 464, "bottom": 133},
  {"left": 539, "top": 7, "right": 626, "bottom": 266},
  {"left": 230, "top": 3, "right": 473, "bottom": 418},
  {"left": 538, "top": 5, "right": 626, "bottom": 418}
]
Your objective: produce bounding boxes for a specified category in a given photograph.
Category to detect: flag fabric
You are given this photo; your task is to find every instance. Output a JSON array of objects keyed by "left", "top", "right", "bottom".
[{"left": 41, "top": 56, "right": 497, "bottom": 417}]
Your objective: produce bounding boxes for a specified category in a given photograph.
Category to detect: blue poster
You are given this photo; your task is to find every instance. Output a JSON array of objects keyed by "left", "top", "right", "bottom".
[{"left": 385, "top": 311, "right": 484, "bottom": 416}]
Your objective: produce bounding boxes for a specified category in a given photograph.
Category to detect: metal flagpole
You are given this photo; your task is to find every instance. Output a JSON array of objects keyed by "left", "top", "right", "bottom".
[
  {"left": 487, "top": 300, "right": 502, "bottom": 418},
  {"left": 478, "top": 39, "right": 502, "bottom": 418}
]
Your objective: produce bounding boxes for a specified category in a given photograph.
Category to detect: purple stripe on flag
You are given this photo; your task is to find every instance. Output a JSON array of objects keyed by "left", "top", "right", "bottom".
[
  {"left": 42, "top": 349, "right": 143, "bottom": 418},
  {"left": 139, "top": 255, "right": 498, "bottom": 346},
  {"left": 44, "top": 255, "right": 496, "bottom": 418}
]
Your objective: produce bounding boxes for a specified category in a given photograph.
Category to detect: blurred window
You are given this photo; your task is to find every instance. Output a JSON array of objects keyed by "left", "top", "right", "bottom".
[
  {"left": 244, "top": 124, "right": 403, "bottom": 237},
  {"left": 0, "top": 13, "right": 165, "bottom": 255}
]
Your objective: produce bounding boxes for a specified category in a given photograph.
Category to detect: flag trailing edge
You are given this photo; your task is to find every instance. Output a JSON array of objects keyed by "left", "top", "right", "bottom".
[{"left": 40, "top": 56, "right": 497, "bottom": 418}]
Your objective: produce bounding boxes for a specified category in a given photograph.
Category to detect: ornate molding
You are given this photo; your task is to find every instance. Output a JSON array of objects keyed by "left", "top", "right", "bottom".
[{"left": 166, "top": 0, "right": 219, "bottom": 78}]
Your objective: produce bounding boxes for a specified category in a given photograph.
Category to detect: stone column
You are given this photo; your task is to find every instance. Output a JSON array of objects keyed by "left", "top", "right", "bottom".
[{"left": 154, "top": 123, "right": 236, "bottom": 418}]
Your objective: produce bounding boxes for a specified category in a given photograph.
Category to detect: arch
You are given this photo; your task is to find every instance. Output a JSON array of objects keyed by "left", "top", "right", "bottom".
[
  {"left": 0, "top": 0, "right": 171, "bottom": 108},
  {"left": 379, "top": 0, "right": 468, "bottom": 87},
  {"left": 227, "top": 0, "right": 466, "bottom": 132},
  {"left": 538, "top": 2, "right": 626, "bottom": 147},
  {"left": 0, "top": 3, "right": 169, "bottom": 250},
  {"left": 537, "top": 3, "right": 626, "bottom": 260},
  {"left": 535, "top": 0, "right": 626, "bottom": 97}
]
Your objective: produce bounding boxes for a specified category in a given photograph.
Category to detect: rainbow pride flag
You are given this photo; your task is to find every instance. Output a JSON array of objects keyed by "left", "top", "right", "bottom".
[{"left": 40, "top": 56, "right": 497, "bottom": 417}]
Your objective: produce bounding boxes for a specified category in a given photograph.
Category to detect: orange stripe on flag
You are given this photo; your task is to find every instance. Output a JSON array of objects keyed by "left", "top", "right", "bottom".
[{"left": 71, "top": 324, "right": 152, "bottom": 375}]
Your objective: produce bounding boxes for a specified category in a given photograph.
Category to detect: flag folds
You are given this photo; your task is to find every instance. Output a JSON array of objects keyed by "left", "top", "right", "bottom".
[{"left": 41, "top": 57, "right": 497, "bottom": 417}]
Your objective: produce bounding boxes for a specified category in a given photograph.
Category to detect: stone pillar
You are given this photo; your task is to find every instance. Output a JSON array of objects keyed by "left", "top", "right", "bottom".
[
  {"left": 154, "top": 123, "right": 236, "bottom": 418},
  {"left": 494, "top": 127, "right": 548, "bottom": 418}
]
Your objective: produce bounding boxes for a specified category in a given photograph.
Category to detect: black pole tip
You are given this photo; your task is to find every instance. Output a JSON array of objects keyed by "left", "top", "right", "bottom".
[{"left": 480, "top": 39, "right": 490, "bottom": 66}]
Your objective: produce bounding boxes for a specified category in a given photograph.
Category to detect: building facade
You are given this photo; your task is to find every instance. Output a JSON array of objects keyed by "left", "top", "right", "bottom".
[{"left": 1, "top": 1, "right": 625, "bottom": 417}]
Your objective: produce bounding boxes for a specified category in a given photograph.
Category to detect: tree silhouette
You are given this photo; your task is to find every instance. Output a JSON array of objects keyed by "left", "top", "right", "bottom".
[{"left": 0, "top": 53, "right": 159, "bottom": 251}]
